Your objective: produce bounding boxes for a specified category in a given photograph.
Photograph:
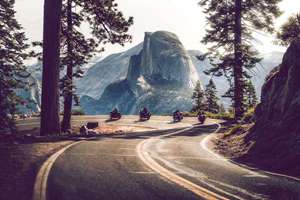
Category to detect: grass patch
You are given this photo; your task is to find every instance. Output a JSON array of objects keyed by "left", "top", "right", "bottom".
[
  {"left": 183, "top": 111, "right": 234, "bottom": 121},
  {"left": 205, "top": 112, "right": 234, "bottom": 121},
  {"left": 183, "top": 112, "right": 197, "bottom": 117},
  {"left": 72, "top": 108, "right": 85, "bottom": 116},
  {"left": 224, "top": 124, "right": 243, "bottom": 137},
  {"left": 242, "top": 107, "right": 255, "bottom": 123}
]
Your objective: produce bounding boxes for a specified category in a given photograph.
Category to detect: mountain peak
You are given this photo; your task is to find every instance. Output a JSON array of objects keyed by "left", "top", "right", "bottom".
[
  {"left": 138, "top": 31, "right": 199, "bottom": 88},
  {"left": 82, "top": 31, "right": 201, "bottom": 114}
]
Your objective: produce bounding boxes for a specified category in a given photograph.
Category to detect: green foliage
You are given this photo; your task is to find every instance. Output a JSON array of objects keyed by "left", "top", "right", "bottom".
[
  {"left": 219, "top": 103, "right": 226, "bottom": 114},
  {"left": 58, "top": 0, "right": 134, "bottom": 99},
  {"left": 191, "top": 80, "right": 206, "bottom": 112},
  {"left": 57, "top": 0, "right": 133, "bottom": 130},
  {"left": 205, "top": 112, "right": 234, "bottom": 121},
  {"left": 205, "top": 79, "right": 219, "bottom": 113},
  {"left": 243, "top": 80, "right": 257, "bottom": 111},
  {"left": 0, "top": 0, "right": 30, "bottom": 134},
  {"left": 182, "top": 112, "right": 197, "bottom": 117},
  {"left": 242, "top": 107, "right": 255, "bottom": 123},
  {"left": 277, "top": 13, "right": 300, "bottom": 46},
  {"left": 199, "top": 0, "right": 282, "bottom": 119},
  {"left": 224, "top": 124, "right": 243, "bottom": 137},
  {"left": 72, "top": 108, "right": 85, "bottom": 115}
]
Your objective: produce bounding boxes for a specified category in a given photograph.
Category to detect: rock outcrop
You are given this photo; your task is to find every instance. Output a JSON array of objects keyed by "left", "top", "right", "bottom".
[
  {"left": 81, "top": 31, "right": 200, "bottom": 114},
  {"left": 253, "top": 40, "right": 300, "bottom": 138},
  {"left": 241, "top": 40, "right": 300, "bottom": 176}
]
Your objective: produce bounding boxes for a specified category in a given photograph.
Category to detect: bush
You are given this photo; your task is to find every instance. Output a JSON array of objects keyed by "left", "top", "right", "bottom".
[
  {"left": 224, "top": 124, "right": 243, "bottom": 137},
  {"left": 183, "top": 112, "right": 197, "bottom": 117},
  {"left": 72, "top": 109, "right": 85, "bottom": 116},
  {"left": 205, "top": 111, "right": 234, "bottom": 121},
  {"left": 183, "top": 111, "right": 234, "bottom": 121},
  {"left": 242, "top": 107, "right": 255, "bottom": 123}
]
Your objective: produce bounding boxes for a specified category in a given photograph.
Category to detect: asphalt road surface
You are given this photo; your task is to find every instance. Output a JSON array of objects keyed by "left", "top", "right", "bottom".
[{"left": 20, "top": 116, "right": 300, "bottom": 200}]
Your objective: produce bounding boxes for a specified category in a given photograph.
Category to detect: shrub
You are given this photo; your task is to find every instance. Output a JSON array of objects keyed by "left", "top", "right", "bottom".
[
  {"left": 183, "top": 112, "right": 197, "bottom": 117},
  {"left": 72, "top": 109, "right": 85, "bottom": 116},
  {"left": 242, "top": 107, "right": 255, "bottom": 123},
  {"left": 205, "top": 111, "right": 234, "bottom": 121},
  {"left": 224, "top": 124, "right": 243, "bottom": 137}
]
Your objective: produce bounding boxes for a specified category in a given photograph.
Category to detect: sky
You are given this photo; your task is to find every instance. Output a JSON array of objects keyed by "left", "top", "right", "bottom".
[{"left": 15, "top": 0, "right": 300, "bottom": 60}]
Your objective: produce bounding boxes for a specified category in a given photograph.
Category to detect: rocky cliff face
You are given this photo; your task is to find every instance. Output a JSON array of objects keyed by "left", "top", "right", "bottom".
[
  {"left": 241, "top": 40, "right": 300, "bottom": 176},
  {"left": 254, "top": 40, "right": 300, "bottom": 135},
  {"left": 15, "top": 75, "right": 41, "bottom": 113},
  {"left": 139, "top": 32, "right": 198, "bottom": 88},
  {"left": 81, "top": 31, "right": 200, "bottom": 114}
]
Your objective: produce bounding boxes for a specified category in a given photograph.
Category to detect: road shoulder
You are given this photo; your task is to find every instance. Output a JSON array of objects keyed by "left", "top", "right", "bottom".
[
  {"left": 211, "top": 122, "right": 300, "bottom": 181},
  {"left": 0, "top": 140, "right": 73, "bottom": 200}
]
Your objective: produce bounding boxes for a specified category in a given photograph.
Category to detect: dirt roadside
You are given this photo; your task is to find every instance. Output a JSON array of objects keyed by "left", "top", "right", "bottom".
[{"left": 213, "top": 122, "right": 300, "bottom": 179}]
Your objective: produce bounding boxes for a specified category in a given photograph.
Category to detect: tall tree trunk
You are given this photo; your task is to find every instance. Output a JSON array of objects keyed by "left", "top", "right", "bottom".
[
  {"left": 62, "top": 0, "right": 73, "bottom": 132},
  {"left": 40, "top": 0, "right": 63, "bottom": 135},
  {"left": 233, "top": 0, "right": 244, "bottom": 120}
]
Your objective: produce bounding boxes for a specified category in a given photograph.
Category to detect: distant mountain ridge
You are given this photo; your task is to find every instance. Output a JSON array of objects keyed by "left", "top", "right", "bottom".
[
  {"left": 78, "top": 42, "right": 284, "bottom": 112},
  {"left": 19, "top": 31, "right": 284, "bottom": 114}
]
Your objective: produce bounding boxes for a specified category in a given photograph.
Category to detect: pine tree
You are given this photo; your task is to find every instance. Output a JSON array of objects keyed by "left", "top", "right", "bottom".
[
  {"left": 205, "top": 79, "right": 219, "bottom": 113},
  {"left": 199, "top": 0, "right": 282, "bottom": 120},
  {"left": 0, "top": 0, "right": 30, "bottom": 134},
  {"left": 244, "top": 80, "right": 257, "bottom": 110},
  {"left": 60, "top": 0, "right": 133, "bottom": 132},
  {"left": 40, "top": 0, "right": 63, "bottom": 135},
  {"left": 277, "top": 13, "right": 300, "bottom": 46},
  {"left": 191, "top": 81, "right": 206, "bottom": 112},
  {"left": 219, "top": 103, "right": 226, "bottom": 114}
]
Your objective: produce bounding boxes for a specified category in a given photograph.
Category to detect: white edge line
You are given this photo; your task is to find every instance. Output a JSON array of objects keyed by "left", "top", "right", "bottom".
[
  {"left": 137, "top": 125, "right": 228, "bottom": 200},
  {"left": 32, "top": 141, "right": 83, "bottom": 200},
  {"left": 201, "top": 125, "right": 300, "bottom": 183}
]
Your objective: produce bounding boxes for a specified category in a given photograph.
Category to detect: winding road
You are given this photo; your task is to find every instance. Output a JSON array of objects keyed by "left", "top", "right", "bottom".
[{"left": 20, "top": 116, "right": 300, "bottom": 200}]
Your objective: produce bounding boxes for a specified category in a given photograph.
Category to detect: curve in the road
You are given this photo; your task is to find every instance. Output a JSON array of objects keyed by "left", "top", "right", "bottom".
[
  {"left": 32, "top": 141, "right": 83, "bottom": 200},
  {"left": 137, "top": 124, "right": 228, "bottom": 200}
]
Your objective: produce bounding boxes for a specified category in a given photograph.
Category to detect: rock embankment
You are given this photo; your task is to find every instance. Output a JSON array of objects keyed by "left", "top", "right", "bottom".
[{"left": 215, "top": 40, "right": 300, "bottom": 178}]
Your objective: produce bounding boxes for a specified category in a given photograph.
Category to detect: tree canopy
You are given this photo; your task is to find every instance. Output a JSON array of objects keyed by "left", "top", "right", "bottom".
[
  {"left": 205, "top": 79, "right": 219, "bottom": 113},
  {"left": 0, "top": 0, "right": 30, "bottom": 133},
  {"left": 277, "top": 13, "right": 300, "bottom": 46},
  {"left": 199, "top": 0, "right": 282, "bottom": 120},
  {"left": 59, "top": 0, "right": 133, "bottom": 131},
  {"left": 191, "top": 81, "right": 206, "bottom": 112}
]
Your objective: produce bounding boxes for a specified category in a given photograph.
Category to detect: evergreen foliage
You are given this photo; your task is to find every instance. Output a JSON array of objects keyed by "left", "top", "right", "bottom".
[
  {"left": 244, "top": 80, "right": 257, "bottom": 110},
  {"left": 205, "top": 79, "right": 219, "bottom": 113},
  {"left": 34, "top": 0, "right": 134, "bottom": 132},
  {"left": 277, "top": 13, "right": 300, "bottom": 46},
  {"left": 219, "top": 103, "right": 226, "bottom": 114},
  {"left": 191, "top": 81, "right": 206, "bottom": 112},
  {"left": 0, "top": 0, "right": 30, "bottom": 133},
  {"left": 60, "top": 0, "right": 133, "bottom": 131},
  {"left": 199, "top": 0, "right": 282, "bottom": 120}
]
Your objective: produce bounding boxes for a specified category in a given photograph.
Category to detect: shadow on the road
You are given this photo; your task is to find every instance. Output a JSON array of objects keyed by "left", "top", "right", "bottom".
[
  {"left": 133, "top": 119, "right": 150, "bottom": 123},
  {"left": 105, "top": 124, "right": 222, "bottom": 140},
  {"left": 106, "top": 128, "right": 184, "bottom": 139},
  {"left": 164, "top": 124, "right": 220, "bottom": 138},
  {"left": 104, "top": 118, "right": 120, "bottom": 123},
  {"left": 4, "top": 123, "right": 224, "bottom": 144}
]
